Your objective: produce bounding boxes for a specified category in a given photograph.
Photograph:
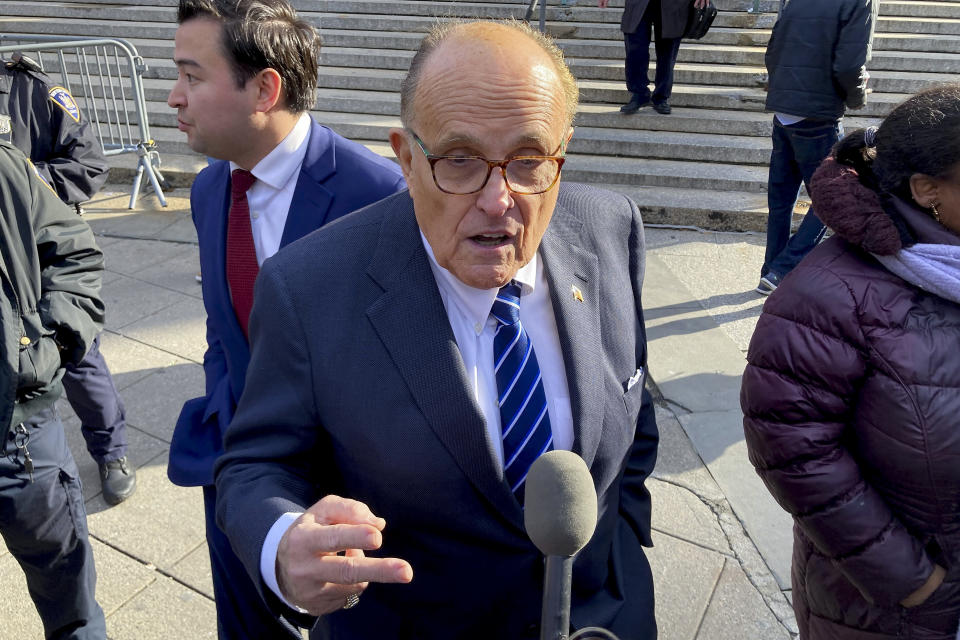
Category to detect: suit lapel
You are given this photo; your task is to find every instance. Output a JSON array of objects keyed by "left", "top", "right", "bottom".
[
  {"left": 538, "top": 203, "right": 604, "bottom": 470},
  {"left": 364, "top": 196, "right": 524, "bottom": 528},
  {"left": 280, "top": 121, "right": 333, "bottom": 249}
]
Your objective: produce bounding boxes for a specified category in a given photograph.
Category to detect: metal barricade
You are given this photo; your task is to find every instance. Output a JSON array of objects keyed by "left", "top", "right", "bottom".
[{"left": 0, "top": 35, "right": 168, "bottom": 208}]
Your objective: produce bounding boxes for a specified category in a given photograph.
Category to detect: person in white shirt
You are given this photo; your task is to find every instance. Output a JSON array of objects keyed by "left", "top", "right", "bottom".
[
  {"left": 215, "top": 19, "right": 660, "bottom": 640},
  {"left": 166, "top": 0, "right": 404, "bottom": 637}
]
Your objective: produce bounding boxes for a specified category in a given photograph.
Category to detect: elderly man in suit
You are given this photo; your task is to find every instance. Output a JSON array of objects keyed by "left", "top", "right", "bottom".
[
  {"left": 215, "top": 19, "right": 659, "bottom": 640},
  {"left": 166, "top": 0, "right": 404, "bottom": 637},
  {"left": 602, "top": 0, "right": 708, "bottom": 114}
]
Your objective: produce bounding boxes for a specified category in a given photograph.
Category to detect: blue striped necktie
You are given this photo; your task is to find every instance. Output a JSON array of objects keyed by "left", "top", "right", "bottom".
[{"left": 491, "top": 280, "right": 553, "bottom": 503}]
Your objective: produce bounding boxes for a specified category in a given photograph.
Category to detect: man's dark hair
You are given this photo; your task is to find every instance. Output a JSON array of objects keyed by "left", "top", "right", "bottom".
[
  {"left": 835, "top": 84, "right": 960, "bottom": 200},
  {"left": 178, "top": 0, "right": 320, "bottom": 113}
]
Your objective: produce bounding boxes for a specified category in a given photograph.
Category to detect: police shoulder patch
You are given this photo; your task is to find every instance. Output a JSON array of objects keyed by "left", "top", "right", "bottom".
[{"left": 48, "top": 86, "right": 81, "bottom": 122}]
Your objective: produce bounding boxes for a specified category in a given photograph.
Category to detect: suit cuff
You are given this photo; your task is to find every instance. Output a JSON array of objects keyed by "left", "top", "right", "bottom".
[{"left": 261, "top": 511, "right": 308, "bottom": 613}]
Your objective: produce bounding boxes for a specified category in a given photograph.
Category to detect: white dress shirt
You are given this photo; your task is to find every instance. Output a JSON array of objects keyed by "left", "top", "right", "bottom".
[
  {"left": 229, "top": 112, "right": 311, "bottom": 265},
  {"left": 422, "top": 234, "right": 574, "bottom": 463},
  {"left": 260, "top": 233, "right": 574, "bottom": 606}
]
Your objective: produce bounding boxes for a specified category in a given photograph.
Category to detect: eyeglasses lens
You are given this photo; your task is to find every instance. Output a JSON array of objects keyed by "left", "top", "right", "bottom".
[{"left": 433, "top": 157, "right": 560, "bottom": 195}]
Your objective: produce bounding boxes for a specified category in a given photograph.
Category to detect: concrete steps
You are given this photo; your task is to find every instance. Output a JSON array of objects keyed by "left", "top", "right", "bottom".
[{"left": 3, "top": 0, "right": 958, "bottom": 227}]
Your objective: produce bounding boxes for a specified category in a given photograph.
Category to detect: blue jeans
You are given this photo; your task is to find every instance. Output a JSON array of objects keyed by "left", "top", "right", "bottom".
[
  {"left": 623, "top": 0, "right": 682, "bottom": 103},
  {"left": 763, "top": 116, "right": 843, "bottom": 278}
]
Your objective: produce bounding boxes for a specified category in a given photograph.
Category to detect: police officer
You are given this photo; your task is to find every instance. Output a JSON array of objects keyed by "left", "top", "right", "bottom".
[
  {"left": 0, "top": 140, "right": 107, "bottom": 639},
  {"left": 1, "top": 53, "right": 136, "bottom": 505}
]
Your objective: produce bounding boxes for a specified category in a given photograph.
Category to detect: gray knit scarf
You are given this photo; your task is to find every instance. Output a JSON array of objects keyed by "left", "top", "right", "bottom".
[{"left": 873, "top": 244, "right": 960, "bottom": 305}]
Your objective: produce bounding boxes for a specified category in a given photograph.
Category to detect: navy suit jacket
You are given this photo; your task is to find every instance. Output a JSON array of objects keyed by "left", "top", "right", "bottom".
[
  {"left": 169, "top": 120, "right": 405, "bottom": 487},
  {"left": 215, "top": 184, "right": 660, "bottom": 639}
]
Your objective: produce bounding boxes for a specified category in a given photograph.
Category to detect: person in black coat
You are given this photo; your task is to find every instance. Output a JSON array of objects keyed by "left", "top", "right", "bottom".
[
  {"left": 0, "top": 140, "right": 107, "bottom": 639},
  {"left": 755, "top": 0, "right": 878, "bottom": 296},
  {"left": 601, "top": 0, "right": 707, "bottom": 114},
  {"left": 1, "top": 53, "right": 136, "bottom": 506}
]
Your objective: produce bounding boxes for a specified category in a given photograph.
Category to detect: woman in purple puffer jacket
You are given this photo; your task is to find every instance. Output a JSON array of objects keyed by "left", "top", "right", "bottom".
[{"left": 742, "top": 84, "right": 960, "bottom": 640}]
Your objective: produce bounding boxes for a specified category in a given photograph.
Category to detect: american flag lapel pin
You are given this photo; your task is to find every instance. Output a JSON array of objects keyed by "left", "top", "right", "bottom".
[{"left": 571, "top": 284, "right": 584, "bottom": 302}]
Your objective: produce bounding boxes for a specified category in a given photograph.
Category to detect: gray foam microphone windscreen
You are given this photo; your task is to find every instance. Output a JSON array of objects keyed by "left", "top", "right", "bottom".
[{"left": 523, "top": 450, "right": 599, "bottom": 557}]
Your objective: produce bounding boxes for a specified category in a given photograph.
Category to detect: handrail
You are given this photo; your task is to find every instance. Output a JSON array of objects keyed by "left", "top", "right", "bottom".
[{"left": 524, "top": 0, "right": 548, "bottom": 33}]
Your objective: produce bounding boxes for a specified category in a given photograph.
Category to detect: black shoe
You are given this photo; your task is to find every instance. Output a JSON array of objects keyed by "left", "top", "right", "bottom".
[
  {"left": 100, "top": 456, "right": 137, "bottom": 506},
  {"left": 755, "top": 272, "right": 781, "bottom": 296},
  {"left": 620, "top": 93, "right": 650, "bottom": 114},
  {"left": 652, "top": 101, "right": 672, "bottom": 115}
]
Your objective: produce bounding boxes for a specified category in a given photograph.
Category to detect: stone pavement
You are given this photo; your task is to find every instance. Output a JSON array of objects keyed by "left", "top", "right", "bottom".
[{"left": 0, "top": 187, "right": 797, "bottom": 639}]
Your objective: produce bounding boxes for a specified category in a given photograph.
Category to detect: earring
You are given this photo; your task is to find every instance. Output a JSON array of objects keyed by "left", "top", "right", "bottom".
[{"left": 931, "top": 202, "right": 942, "bottom": 223}]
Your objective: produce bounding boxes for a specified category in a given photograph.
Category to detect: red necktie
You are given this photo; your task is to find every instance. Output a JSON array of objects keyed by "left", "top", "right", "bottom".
[{"left": 226, "top": 168, "right": 258, "bottom": 338}]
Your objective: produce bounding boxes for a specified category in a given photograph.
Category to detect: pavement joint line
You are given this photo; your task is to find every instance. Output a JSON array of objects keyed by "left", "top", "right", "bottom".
[
  {"left": 102, "top": 575, "right": 158, "bottom": 620},
  {"left": 104, "top": 327, "right": 204, "bottom": 366},
  {"left": 89, "top": 531, "right": 215, "bottom": 607},
  {"left": 92, "top": 208, "right": 190, "bottom": 242},
  {"left": 161, "top": 573, "right": 216, "bottom": 604},
  {"left": 96, "top": 231, "right": 199, "bottom": 246},
  {"left": 119, "top": 423, "right": 172, "bottom": 446},
  {"left": 690, "top": 556, "right": 725, "bottom": 640},
  {"left": 105, "top": 268, "right": 203, "bottom": 302},
  {"left": 111, "top": 297, "right": 193, "bottom": 332},
  {"left": 649, "top": 525, "right": 735, "bottom": 560}
]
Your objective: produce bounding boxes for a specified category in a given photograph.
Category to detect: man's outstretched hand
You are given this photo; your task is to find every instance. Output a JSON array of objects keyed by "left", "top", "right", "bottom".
[{"left": 276, "top": 495, "right": 413, "bottom": 615}]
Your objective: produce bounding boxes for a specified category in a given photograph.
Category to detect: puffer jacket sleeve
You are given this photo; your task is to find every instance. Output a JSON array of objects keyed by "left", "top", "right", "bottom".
[{"left": 741, "top": 261, "right": 933, "bottom": 606}]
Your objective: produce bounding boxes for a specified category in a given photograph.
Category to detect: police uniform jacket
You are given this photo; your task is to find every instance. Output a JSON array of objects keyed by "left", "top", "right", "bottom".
[
  {"left": 0, "top": 59, "right": 109, "bottom": 205},
  {"left": 0, "top": 141, "right": 104, "bottom": 436}
]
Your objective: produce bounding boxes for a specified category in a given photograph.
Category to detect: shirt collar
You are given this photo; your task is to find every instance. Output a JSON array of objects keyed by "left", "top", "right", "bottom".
[
  {"left": 230, "top": 112, "right": 311, "bottom": 190},
  {"left": 420, "top": 231, "right": 538, "bottom": 329}
]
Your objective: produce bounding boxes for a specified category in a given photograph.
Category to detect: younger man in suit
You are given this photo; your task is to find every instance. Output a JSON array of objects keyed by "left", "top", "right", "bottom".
[
  {"left": 216, "top": 19, "right": 659, "bottom": 639},
  {"left": 166, "top": 0, "right": 404, "bottom": 637}
]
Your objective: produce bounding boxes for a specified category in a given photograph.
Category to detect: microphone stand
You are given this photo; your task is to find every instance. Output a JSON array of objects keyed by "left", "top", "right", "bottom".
[{"left": 540, "top": 555, "right": 572, "bottom": 640}]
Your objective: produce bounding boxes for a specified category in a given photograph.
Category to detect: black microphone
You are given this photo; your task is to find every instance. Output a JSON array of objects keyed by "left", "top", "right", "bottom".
[{"left": 524, "top": 450, "right": 598, "bottom": 640}]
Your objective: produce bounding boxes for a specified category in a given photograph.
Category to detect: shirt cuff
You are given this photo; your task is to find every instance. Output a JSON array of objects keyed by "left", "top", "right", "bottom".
[{"left": 260, "top": 511, "right": 308, "bottom": 613}]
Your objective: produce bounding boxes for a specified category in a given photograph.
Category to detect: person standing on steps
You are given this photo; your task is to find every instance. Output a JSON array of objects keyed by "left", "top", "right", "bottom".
[
  {"left": 755, "top": 0, "right": 878, "bottom": 295},
  {"left": 600, "top": 0, "right": 709, "bottom": 115}
]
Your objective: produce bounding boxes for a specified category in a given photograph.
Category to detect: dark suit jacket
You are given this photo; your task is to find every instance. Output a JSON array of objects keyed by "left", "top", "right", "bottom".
[
  {"left": 168, "top": 120, "right": 405, "bottom": 487},
  {"left": 215, "top": 184, "right": 659, "bottom": 639},
  {"left": 621, "top": 0, "right": 689, "bottom": 38}
]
